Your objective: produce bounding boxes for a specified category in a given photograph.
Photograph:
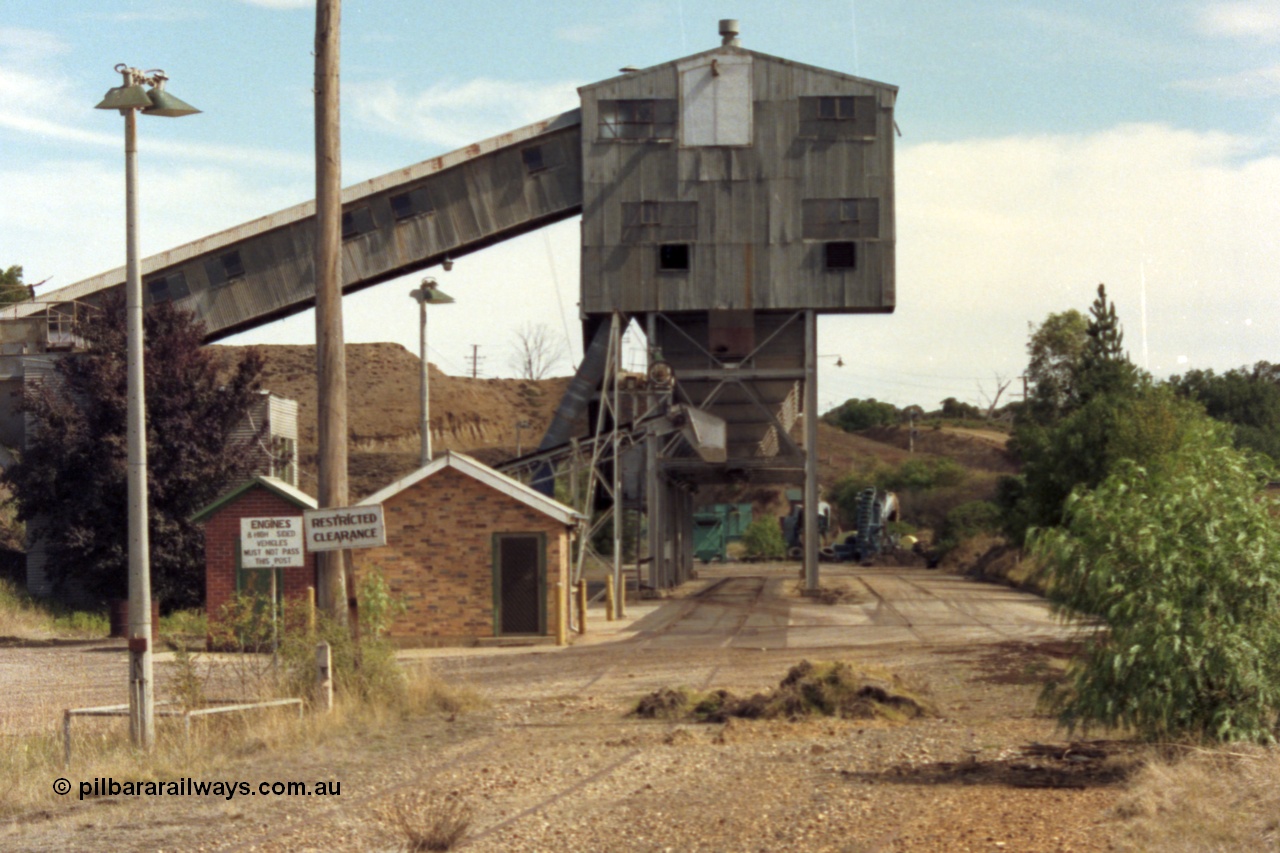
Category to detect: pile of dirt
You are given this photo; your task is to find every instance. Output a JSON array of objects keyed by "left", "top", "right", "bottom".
[
  {"left": 635, "top": 659, "right": 931, "bottom": 723},
  {"left": 210, "top": 343, "right": 1018, "bottom": 513},
  {"left": 211, "top": 343, "right": 571, "bottom": 499}
]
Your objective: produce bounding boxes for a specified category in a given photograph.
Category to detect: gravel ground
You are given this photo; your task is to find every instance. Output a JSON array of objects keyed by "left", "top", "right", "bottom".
[{"left": 2, "top": 564, "right": 1131, "bottom": 852}]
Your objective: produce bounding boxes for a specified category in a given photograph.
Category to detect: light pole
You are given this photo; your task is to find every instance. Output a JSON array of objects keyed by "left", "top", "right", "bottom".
[
  {"left": 409, "top": 279, "right": 454, "bottom": 465},
  {"left": 95, "top": 65, "right": 199, "bottom": 750}
]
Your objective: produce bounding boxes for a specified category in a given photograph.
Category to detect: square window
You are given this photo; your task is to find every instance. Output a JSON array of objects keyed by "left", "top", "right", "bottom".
[
  {"left": 390, "top": 192, "right": 414, "bottom": 220},
  {"left": 639, "top": 201, "right": 661, "bottom": 225},
  {"left": 341, "top": 206, "right": 375, "bottom": 240},
  {"left": 521, "top": 146, "right": 546, "bottom": 173},
  {"left": 825, "top": 242, "right": 857, "bottom": 269},
  {"left": 659, "top": 244, "right": 690, "bottom": 271},
  {"left": 390, "top": 187, "right": 433, "bottom": 221},
  {"left": 144, "top": 271, "right": 190, "bottom": 304},
  {"left": 220, "top": 251, "right": 245, "bottom": 280}
]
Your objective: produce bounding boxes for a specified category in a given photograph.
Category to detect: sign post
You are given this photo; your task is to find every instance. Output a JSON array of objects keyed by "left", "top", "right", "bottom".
[
  {"left": 240, "top": 517, "right": 305, "bottom": 663},
  {"left": 303, "top": 506, "right": 386, "bottom": 552}
]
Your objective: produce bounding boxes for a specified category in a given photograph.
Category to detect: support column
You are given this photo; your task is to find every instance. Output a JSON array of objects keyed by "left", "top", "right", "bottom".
[
  {"left": 610, "top": 315, "right": 624, "bottom": 617},
  {"left": 646, "top": 434, "right": 661, "bottom": 588},
  {"left": 645, "top": 313, "right": 664, "bottom": 590},
  {"left": 803, "top": 310, "right": 819, "bottom": 591}
]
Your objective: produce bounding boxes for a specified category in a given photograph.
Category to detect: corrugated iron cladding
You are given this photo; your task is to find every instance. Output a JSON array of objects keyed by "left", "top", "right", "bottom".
[
  {"left": 580, "top": 46, "right": 896, "bottom": 316},
  {"left": 22, "top": 112, "right": 584, "bottom": 341},
  {"left": 187, "top": 126, "right": 583, "bottom": 338}
]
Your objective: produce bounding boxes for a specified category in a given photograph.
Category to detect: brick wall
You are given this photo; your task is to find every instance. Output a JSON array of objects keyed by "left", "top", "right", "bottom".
[
  {"left": 352, "top": 466, "right": 570, "bottom": 645},
  {"left": 202, "top": 486, "right": 317, "bottom": 623}
]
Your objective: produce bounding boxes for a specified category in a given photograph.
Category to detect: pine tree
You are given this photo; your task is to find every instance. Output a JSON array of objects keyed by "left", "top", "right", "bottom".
[{"left": 1076, "top": 283, "right": 1137, "bottom": 402}]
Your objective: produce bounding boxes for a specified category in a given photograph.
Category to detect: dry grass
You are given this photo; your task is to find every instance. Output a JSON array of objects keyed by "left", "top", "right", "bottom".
[
  {"left": 0, "top": 662, "right": 478, "bottom": 821},
  {"left": 376, "top": 789, "right": 474, "bottom": 851},
  {"left": 1112, "top": 745, "right": 1280, "bottom": 851},
  {"left": 0, "top": 578, "right": 109, "bottom": 640}
]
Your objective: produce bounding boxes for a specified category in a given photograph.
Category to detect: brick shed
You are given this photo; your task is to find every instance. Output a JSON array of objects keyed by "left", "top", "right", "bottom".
[
  {"left": 354, "top": 451, "right": 584, "bottom": 646},
  {"left": 193, "top": 475, "right": 317, "bottom": 624}
]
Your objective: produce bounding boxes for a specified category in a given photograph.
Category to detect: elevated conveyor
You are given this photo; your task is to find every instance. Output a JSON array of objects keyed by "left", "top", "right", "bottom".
[{"left": 8, "top": 110, "right": 584, "bottom": 341}]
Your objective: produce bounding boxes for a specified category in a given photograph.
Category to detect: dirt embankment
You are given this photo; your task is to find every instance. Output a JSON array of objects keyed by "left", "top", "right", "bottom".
[{"left": 211, "top": 343, "right": 570, "bottom": 499}]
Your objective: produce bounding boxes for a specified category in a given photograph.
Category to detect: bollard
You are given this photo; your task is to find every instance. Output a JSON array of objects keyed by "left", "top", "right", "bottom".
[
  {"left": 605, "top": 575, "right": 616, "bottom": 622},
  {"left": 577, "top": 580, "right": 588, "bottom": 635},
  {"left": 555, "top": 582, "right": 567, "bottom": 646},
  {"left": 306, "top": 586, "right": 316, "bottom": 637},
  {"left": 316, "top": 641, "right": 333, "bottom": 713}
]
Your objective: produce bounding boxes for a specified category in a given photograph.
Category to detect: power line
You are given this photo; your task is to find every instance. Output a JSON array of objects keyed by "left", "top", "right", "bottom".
[{"left": 465, "top": 344, "right": 486, "bottom": 379}]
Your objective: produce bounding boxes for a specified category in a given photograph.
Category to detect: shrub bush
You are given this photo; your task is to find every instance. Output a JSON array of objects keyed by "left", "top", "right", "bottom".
[
  {"left": 740, "top": 518, "right": 785, "bottom": 560},
  {"left": 1033, "top": 441, "right": 1280, "bottom": 743}
]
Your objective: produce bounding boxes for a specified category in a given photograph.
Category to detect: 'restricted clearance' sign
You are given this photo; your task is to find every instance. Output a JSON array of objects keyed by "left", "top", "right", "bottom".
[
  {"left": 302, "top": 505, "right": 386, "bottom": 552},
  {"left": 239, "top": 517, "right": 305, "bottom": 568}
]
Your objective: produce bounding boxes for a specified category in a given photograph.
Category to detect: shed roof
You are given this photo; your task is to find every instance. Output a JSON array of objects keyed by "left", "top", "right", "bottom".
[
  {"left": 358, "top": 451, "right": 586, "bottom": 527},
  {"left": 191, "top": 475, "right": 317, "bottom": 523},
  {"left": 578, "top": 44, "right": 898, "bottom": 97}
]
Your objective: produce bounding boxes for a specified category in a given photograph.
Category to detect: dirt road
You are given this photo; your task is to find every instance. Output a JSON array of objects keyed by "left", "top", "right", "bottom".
[{"left": 4, "top": 564, "right": 1129, "bottom": 852}]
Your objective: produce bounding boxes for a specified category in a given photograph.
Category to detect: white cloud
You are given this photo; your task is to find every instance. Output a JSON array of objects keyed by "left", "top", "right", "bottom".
[
  {"left": 1197, "top": 2, "right": 1280, "bottom": 41},
  {"left": 0, "top": 63, "right": 311, "bottom": 173},
  {"left": 850, "top": 123, "right": 1280, "bottom": 397},
  {"left": 1178, "top": 63, "right": 1280, "bottom": 98},
  {"left": 0, "top": 159, "right": 310, "bottom": 287},
  {"left": 349, "top": 78, "right": 578, "bottom": 150},
  {"left": 0, "top": 27, "right": 69, "bottom": 65},
  {"left": 554, "top": 3, "right": 667, "bottom": 44}
]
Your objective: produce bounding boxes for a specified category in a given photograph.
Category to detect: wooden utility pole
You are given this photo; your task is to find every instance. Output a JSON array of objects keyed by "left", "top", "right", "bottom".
[{"left": 314, "top": 0, "right": 348, "bottom": 620}]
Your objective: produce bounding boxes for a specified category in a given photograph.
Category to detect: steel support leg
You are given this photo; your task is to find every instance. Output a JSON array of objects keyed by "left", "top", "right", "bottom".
[{"left": 803, "top": 310, "right": 820, "bottom": 591}]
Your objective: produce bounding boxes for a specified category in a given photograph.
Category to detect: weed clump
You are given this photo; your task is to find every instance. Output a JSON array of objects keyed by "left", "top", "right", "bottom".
[
  {"left": 377, "top": 789, "right": 473, "bottom": 851},
  {"left": 634, "top": 660, "right": 931, "bottom": 724}
]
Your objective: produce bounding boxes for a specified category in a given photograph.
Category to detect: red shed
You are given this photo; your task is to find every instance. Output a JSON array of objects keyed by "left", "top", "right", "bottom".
[
  {"left": 193, "top": 475, "right": 317, "bottom": 627},
  {"left": 353, "top": 452, "right": 584, "bottom": 647}
]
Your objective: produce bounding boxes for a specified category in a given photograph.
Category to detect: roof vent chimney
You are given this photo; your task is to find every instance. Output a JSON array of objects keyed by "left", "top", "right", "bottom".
[{"left": 719, "top": 19, "right": 740, "bottom": 46}]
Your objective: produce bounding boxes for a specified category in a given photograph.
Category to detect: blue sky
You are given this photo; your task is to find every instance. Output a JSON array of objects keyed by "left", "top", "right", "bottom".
[{"left": 3, "top": 1, "right": 1279, "bottom": 409}]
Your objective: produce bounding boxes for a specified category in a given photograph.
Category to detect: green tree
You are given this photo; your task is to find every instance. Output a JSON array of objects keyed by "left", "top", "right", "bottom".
[
  {"left": 1032, "top": 434, "right": 1280, "bottom": 743},
  {"left": 1076, "top": 283, "right": 1138, "bottom": 403},
  {"left": 1024, "top": 309, "right": 1088, "bottom": 424},
  {"left": 1002, "top": 286, "right": 1145, "bottom": 543},
  {"left": 0, "top": 265, "right": 32, "bottom": 308},
  {"left": 3, "top": 294, "right": 266, "bottom": 609},
  {"left": 938, "top": 397, "right": 982, "bottom": 420},
  {"left": 1169, "top": 362, "right": 1280, "bottom": 463},
  {"left": 1003, "top": 386, "right": 1211, "bottom": 543},
  {"left": 822, "top": 398, "right": 899, "bottom": 432}
]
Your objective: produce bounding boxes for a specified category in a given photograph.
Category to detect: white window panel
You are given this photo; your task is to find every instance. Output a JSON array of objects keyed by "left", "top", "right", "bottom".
[{"left": 678, "top": 54, "right": 752, "bottom": 147}]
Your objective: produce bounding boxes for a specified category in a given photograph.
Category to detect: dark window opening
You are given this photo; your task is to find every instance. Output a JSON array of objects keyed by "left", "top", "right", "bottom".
[
  {"left": 599, "top": 98, "right": 677, "bottom": 140},
  {"left": 390, "top": 187, "right": 434, "bottom": 221},
  {"left": 144, "top": 271, "right": 190, "bottom": 305},
  {"left": 658, "top": 244, "right": 691, "bottom": 271},
  {"left": 801, "top": 197, "right": 879, "bottom": 240},
  {"left": 521, "top": 146, "right": 546, "bottom": 173},
  {"left": 341, "top": 206, "right": 376, "bottom": 240},
  {"left": 825, "top": 242, "right": 857, "bottom": 270},
  {"left": 220, "top": 251, "right": 245, "bottom": 280},
  {"left": 622, "top": 201, "right": 697, "bottom": 244},
  {"left": 799, "top": 95, "right": 877, "bottom": 139},
  {"left": 818, "top": 96, "right": 857, "bottom": 120}
]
